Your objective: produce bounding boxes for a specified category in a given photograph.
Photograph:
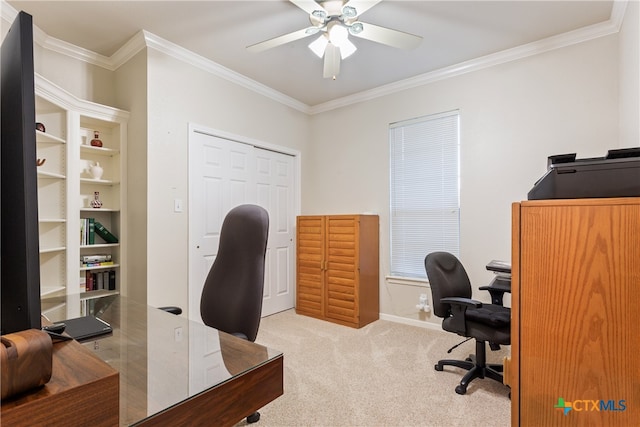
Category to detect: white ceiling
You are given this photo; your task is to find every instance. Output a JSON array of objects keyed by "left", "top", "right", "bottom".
[{"left": 6, "top": 1, "right": 616, "bottom": 107}]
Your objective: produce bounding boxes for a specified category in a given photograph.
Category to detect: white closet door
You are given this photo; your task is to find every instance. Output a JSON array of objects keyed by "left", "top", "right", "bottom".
[
  {"left": 255, "top": 148, "right": 296, "bottom": 316},
  {"left": 189, "top": 129, "right": 296, "bottom": 322}
]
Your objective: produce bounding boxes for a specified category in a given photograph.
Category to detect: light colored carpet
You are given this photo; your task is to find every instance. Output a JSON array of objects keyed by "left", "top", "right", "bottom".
[{"left": 239, "top": 309, "right": 511, "bottom": 427}]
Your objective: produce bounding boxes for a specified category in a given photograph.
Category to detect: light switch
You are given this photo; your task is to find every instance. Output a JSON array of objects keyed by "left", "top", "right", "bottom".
[{"left": 174, "top": 199, "right": 183, "bottom": 213}]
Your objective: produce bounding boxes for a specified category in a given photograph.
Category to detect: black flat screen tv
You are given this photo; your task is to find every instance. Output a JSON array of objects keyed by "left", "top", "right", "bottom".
[{"left": 1, "top": 11, "right": 42, "bottom": 335}]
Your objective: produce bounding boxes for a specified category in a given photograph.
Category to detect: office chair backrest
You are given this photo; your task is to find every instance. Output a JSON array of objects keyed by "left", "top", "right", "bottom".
[
  {"left": 425, "top": 252, "right": 472, "bottom": 318},
  {"left": 200, "top": 204, "right": 269, "bottom": 342}
]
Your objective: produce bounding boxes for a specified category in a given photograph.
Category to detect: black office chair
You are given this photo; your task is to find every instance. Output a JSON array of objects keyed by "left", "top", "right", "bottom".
[
  {"left": 201, "top": 204, "right": 269, "bottom": 423},
  {"left": 424, "top": 252, "right": 510, "bottom": 395}
]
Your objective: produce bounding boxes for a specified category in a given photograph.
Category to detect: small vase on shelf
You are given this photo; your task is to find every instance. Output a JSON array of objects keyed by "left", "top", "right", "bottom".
[
  {"left": 90, "top": 191, "right": 103, "bottom": 209},
  {"left": 89, "top": 162, "right": 104, "bottom": 180},
  {"left": 90, "top": 131, "right": 103, "bottom": 147}
]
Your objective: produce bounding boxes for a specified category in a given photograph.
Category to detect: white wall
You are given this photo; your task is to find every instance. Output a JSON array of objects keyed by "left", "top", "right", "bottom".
[
  {"left": 308, "top": 34, "right": 619, "bottom": 326},
  {"left": 114, "top": 49, "right": 148, "bottom": 303},
  {"left": 144, "top": 48, "right": 310, "bottom": 312},
  {"left": 619, "top": 0, "right": 640, "bottom": 146}
]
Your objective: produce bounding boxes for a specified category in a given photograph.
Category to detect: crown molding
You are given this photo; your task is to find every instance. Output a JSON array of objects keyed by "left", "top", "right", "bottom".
[
  {"left": 1, "top": 0, "right": 18, "bottom": 23},
  {"left": 3, "top": 0, "right": 627, "bottom": 116},
  {"left": 140, "top": 31, "right": 310, "bottom": 114}
]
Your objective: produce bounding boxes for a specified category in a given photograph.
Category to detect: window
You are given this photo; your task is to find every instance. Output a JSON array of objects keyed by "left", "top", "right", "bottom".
[{"left": 389, "top": 110, "right": 460, "bottom": 278}]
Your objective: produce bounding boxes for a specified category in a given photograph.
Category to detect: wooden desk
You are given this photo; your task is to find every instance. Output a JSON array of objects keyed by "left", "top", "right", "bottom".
[{"left": 6, "top": 296, "right": 283, "bottom": 426}]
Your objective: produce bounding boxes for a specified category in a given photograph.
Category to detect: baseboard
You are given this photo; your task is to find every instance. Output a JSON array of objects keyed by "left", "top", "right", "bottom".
[{"left": 379, "top": 313, "right": 443, "bottom": 332}]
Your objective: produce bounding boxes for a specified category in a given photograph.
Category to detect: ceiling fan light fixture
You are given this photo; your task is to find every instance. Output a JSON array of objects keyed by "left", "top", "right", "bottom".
[
  {"left": 308, "top": 34, "right": 328, "bottom": 58},
  {"left": 348, "top": 22, "right": 364, "bottom": 35},
  {"left": 341, "top": 5, "right": 357, "bottom": 18},
  {"left": 329, "top": 24, "right": 349, "bottom": 47},
  {"left": 311, "top": 9, "right": 328, "bottom": 21}
]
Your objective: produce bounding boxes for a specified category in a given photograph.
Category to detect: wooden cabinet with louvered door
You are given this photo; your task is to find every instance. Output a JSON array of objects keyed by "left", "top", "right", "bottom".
[{"left": 296, "top": 214, "right": 379, "bottom": 328}]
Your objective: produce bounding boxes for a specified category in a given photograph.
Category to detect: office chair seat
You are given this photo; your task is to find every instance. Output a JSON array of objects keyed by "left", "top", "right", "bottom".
[{"left": 442, "top": 305, "right": 511, "bottom": 345}]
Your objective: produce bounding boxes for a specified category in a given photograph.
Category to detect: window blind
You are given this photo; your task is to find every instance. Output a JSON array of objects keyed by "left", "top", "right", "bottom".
[{"left": 389, "top": 110, "right": 460, "bottom": 278}]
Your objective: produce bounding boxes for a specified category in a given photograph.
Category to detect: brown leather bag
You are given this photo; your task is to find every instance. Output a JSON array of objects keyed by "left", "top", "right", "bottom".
[{"left": 1, "top": 329, "right": 53, "bottom": 399}]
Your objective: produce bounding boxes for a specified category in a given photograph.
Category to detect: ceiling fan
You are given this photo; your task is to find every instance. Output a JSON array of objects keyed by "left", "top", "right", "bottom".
[{"left": 247, "top": 0, "right": 422, "bottom": 79}]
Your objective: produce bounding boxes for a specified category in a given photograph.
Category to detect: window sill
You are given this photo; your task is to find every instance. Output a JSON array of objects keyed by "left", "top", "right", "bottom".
[{"left": 385, "top": 275, "right": 430, "bottom": 288}]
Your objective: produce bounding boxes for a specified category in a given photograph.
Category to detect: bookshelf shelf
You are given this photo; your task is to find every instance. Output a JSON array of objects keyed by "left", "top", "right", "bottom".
[
  {"left": 36, "top": 129, "right": 66, "bottom": 144},
  {"left": 40, "top": 218, "right": 67, "bottom": 223},
  {"left": 41, "top": 285, "right": 66, "bottom": 297},
  {"left": 37, "top": 170, "right": 66, "bottom": 179},
  {"left": 80, "top": 264, "right": 121, "bottom": 272},
  {"left": 80, "top": 145, "right": 118, "bottom": 156},
  {"left": 40, "top": 246, "right": 66, "bottom": 254},
  {"left": 80, "top": 178, "right": 119, "bottom": 186},
  {"left": 80, "top": 289, "right": 119, "bottom": 299},
  {"left": 80, "top": 243, "right": 119, "bottom": 249}
]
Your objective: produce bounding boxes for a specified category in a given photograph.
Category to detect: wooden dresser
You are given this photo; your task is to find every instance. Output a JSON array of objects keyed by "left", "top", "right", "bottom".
[
  {"left": 296, "top": 214, "right": 379, "bottom": 328},
  {"left": 508, "top": 197, "right": 640, "bottom": 426}
]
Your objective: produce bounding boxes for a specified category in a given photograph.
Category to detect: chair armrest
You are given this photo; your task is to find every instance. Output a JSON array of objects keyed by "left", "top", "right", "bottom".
[
  {"left": 440, "top": 297, "right": 482, "bottom": 336},
  {"left": 158, "top": 306, "right": 182, "bottom": 315},
  {"left": 479, "top": 276, "right": 511, "bottom": 306},
  {"left": 441, "top": 296, "right": 483, "bottom": 309}
]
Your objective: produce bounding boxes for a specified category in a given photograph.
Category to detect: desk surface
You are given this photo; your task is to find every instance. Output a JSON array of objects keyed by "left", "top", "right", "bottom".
[{"left": 48, "top": 295, "right": 283, "bottom": 426}]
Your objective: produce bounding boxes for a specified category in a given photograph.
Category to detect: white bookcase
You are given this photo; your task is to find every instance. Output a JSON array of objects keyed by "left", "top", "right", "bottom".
[{"left": 35, "top": 74, "right": 129, "bottom": 319}]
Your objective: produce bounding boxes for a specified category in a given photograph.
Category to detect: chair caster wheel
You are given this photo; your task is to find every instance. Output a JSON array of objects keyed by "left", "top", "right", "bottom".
[
  {"left": 435, "top": 364, "right": 443, "bottom": 371},
  {"left": 455, "top": 385, "right": 467, "bottom": 395},
  {"left": 247, "top": 412, "right": 260, "bottom": 423}
]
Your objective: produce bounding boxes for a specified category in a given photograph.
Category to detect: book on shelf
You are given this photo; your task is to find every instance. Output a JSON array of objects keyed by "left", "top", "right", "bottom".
[
  {"left": 84, "top": 269, "right": 116, "bottom": 292},
  {"left": 81, "top": 254, "right": 112, "bottom": 263},
  {"left": 96, "top": 271, "right": 104, "bottom": 289},
  {"left": 80, "top": 217, "right": 96, "bottom": 245},
  {"left": 82, "top": 261, "right": 114, "bottom": 268},
  {"left": 94, "top": 221, "right": 119, "bottom": 243},
  {"left": 86, "top": 270, "right": 94, "bottom": 291}
]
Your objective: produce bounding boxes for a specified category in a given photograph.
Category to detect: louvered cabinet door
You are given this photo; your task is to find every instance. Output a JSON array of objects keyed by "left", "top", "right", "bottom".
[
  {"left": 295, "top": 216, "right": 325, "bottom": 319},
  {"left": 325, "top": 215, "right": 360, "bottom": 326}
]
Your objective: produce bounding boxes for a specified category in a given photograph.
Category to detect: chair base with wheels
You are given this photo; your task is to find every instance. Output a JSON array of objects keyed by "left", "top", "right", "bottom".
[{"left": 435, "top": 340, "right": 504, "bottom": 395}]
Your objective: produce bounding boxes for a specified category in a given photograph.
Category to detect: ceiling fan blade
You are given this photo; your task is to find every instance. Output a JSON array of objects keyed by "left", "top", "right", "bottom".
[
  {"left": 247, "top": 28, "right": 317, "bottom": 53},
  {"left": 323, "top": 43, "right": 341, "bottom": 79},
  {"left": 351, "top": 22, "right": 422, "bottom": 50},
  {"left": 290, "top": 0, "right": 326, "bottom": 16},
  {"left": 343, "top": 0, "right": 382, "bottom": 18}
]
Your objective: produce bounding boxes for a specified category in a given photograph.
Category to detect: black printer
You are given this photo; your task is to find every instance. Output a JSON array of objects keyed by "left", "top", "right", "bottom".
[{"left": 528, "top": 147, "right": 640, "bottom": 200}]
